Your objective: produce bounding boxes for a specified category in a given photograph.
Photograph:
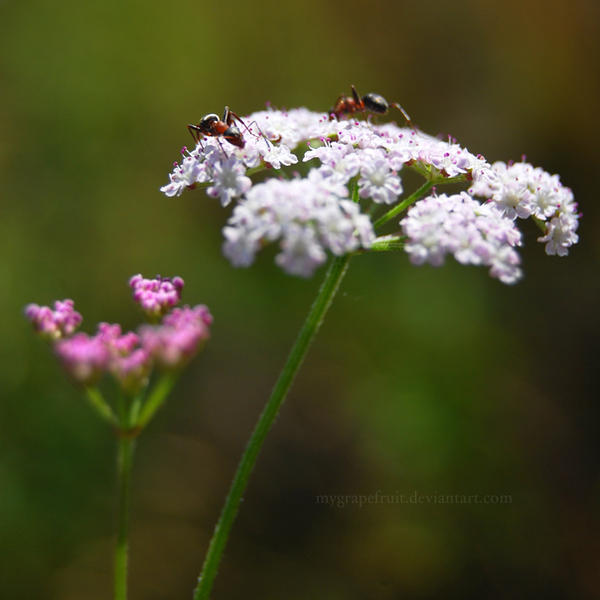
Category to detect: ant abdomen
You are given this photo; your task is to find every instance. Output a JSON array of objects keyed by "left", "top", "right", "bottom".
[
  {"left": 223, "top": 125, "right": 244, "bottom": 148},
  {"left": 362, "top": 93, "right": 389, "bottom": 114}
]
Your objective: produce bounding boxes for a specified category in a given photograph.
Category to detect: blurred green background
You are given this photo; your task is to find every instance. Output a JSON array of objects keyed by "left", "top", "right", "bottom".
[{"left": 2, "top": 0, "right": 599, "bottom": 598}]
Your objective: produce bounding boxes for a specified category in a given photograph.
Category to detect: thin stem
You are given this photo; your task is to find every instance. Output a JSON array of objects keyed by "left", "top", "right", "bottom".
[
  {"left": 135, "top": 372, "right": 178, "bottom": 429},
  {"left": 373, "top": 179, "right": 435, "bottom": 229},
  {"left": 85, "top": 387, "right": 118, "bottom": 426},
  {"left": 193, "top": 254, "right": 352, "bottom": 600},
  {"left": 128, "top": 390, "right": 145, "bottom": 427},
  {"left": 114, "top": 435, "right": 136, "bottom": 600},
  {"left": 532, "top": 216, "right": 548, "bottom": 234},
  {"left": 365, "top": 235, "right": 405, "bottom": 252},
  {"left": 373, "top": 173, "right": 469, "bottom": 230}
]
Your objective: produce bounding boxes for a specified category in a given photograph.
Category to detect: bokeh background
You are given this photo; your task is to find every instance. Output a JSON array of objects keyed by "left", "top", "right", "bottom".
[{"left": 2, "top": 0, "right": 599, "bottom": 598}]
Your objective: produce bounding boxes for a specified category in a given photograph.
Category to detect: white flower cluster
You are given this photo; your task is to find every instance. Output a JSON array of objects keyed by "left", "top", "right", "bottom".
[
  {"left": 161, "top": 106, "right": 579, "bottom": 282},
  {"left": 469, "top": 161, "right": 579, "bottom": 257},
  {"left": 223, "top": 172, "right": 373, "bottom": 277},
  {"left": 160, "top": 109, "right": 332, "bottom": 202},
  {"left": 401, "top": 192, "right": 523, "bottom": 284}
]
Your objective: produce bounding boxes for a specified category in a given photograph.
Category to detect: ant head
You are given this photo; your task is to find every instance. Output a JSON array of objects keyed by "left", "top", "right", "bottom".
[
  {"left": 198, "top": 113, "right": 220, "bottom": 132},
  {"left": 362, "top": 93, "right": 389, "bottom": 114}
]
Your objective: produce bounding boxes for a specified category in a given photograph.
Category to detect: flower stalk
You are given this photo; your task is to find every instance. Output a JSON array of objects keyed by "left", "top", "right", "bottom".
[
  {"left": 135, "top": 372, "right": 178, "bottom": 429},
  {"left": 193, "top": 254, "right": 351, "bottom": 600},
  {"left": 114, "top": 434, "right": 136, "bottom": 600},
  {"left": 25, "top": 274, "right": 213, "bottom": 600},
  {"left": 373, "top": 179, "right": 436, "bottom": 229},
  {"left": 85, "top": 387, "right": 119, "bottom": 426}
]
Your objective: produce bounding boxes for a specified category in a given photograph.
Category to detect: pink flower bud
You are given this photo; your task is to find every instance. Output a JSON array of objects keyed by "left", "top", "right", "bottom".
[
  {"left": 54, "top": 333, "right": 109, "bottom": 385},
  {"left": 129, "top": 274, "right": 185, "bottom": 318},
  {"left": 24, "top": 299, "right": 82, "bottom": 340},
  {"left": 140, "top": 305, "right": 212, "bottom": 369}
]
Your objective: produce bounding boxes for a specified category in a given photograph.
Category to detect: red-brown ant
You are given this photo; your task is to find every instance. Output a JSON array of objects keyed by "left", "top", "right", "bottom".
[
  {"left": 330, "top": 85, "right": 415, "bottom": 129},
  {"left": 187, "top": 106, "right": 272, "bottom": 154},
  {"left": 188, "top": 106, "right": 247, "bottom": 149}
]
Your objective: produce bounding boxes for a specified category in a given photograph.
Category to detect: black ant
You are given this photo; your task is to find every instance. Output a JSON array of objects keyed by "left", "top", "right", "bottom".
[{"left": 330, "top": 85, "right": 415, "bottom": 129}]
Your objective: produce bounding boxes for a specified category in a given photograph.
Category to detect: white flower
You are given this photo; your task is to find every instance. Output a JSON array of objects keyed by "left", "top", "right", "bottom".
[
  {"left": 537, "top": 210, "right": 580, "bottom": 256},
  {"left": 261, "top": 143, "right": 298, "bottom": 169},
  {"left": 275, "top": 225, "right": 328, "bottom": 277},
  {"left": 336, "top": 120, "right": 387, "bottom": 149},
  {"left": 222, "top": 225, "right": 262, "bottom": 267},
  {"left": 222, "top": 176, "right": 374, "bottom": 277},
  {"left": 206, "top": 156, "right": 252, "bottom": 207},
  {"left": 401, "top": 192, "right": 523, "bottom": 284},
  {"left": 384, "top": 132, "right": 491, "bottom": 179},
  {"left": 160, "top": 151, "right": 208, "bottom": 197},
  {"left": 162, "top": 106, "right": 579, "bottom": 277},
  {"left": 249, "top": 108, "right": 331, "bottom": 149},
  {"left": 304, "top": 141, "right": 361, "bottom": 185},
  {"left": 358, "top": 149, "right": 403, "bottom": 204},
  {"left": 470, "top": 161, "right": 579, "bottom": 256}
]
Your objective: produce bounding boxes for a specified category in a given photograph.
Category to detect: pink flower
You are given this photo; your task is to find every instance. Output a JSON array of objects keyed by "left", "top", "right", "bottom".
[
  {"left": 140, "top": 305, "right": 212, "bottom": 369},
  {"left": 26, "top": 278, "right": 212, "bottom": 395},
  {"left": 24, "top": 299, "right": 82, "bottom": 340},
  {"left": 54, "top": 333, "right": 109, "bottom": 385},
  {"left": 129, "top": 274, "right": 185, "bottom": 318},
  {"left": 96, "top": 323, "right": 139, "bottom": 355},
  {"left": 111, "top": 348, "right": 152, "bottom": 395}
]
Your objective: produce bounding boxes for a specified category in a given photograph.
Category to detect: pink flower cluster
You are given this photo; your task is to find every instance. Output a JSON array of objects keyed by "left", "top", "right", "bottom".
[
  {"left": 140, "top": 305, "right": 213, "bottom": 369},
  {"left": 26, "top": 276, "right": 212, "bottom": 390},
  {"left": 24, "top": 299, "right": 82, "bottom": 340},
  {"left": 129, "top": 274, "right": 185, "bottom": 318}
]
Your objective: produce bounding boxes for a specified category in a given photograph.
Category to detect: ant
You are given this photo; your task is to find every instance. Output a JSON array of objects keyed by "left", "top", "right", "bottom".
[
  {"left": 187, "top": 106, "right": 271, "bottom": 153},
  {"left": 330, "top": 85, "right": 415, "bottom": 130},
  {"left": 188, "top": 106, "right": 248, "bottom": 149}
]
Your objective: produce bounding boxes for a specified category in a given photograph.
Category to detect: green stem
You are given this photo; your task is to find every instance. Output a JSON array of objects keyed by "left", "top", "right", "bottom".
[
  {"left": 114, "top": 435, "right": 136, "bottom": 600},
  {"left": 532, "top": 216, "right": 548, "bottom": 234},
  {"left": 193, "top": 254, "right": 352, "bottom": 600},
  {"left": 135, "top": 372, "right": 178, "bottom": 429},
  {"left": 85, "top": 387, "right": 118, "bottom": 426},
  {"left": 367, "top": 235, "right": 405, "bottom": 252},
  {"left": 373, "top": 179, "right": 435, "bottom": 229},
  {"left": 373, "top": 173, "right": 469, "bottom": 230}
]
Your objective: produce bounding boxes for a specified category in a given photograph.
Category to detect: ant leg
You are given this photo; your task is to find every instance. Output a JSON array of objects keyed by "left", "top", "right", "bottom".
[
  {"left": 390, "top": 103, "right": 416, "bottom": 131},
  {"left": 229, "top": 110, "right": 272, "bottom": 148},
  {"left": 351, "top": 84, "right": 361, "bottom": 104},
  {"left": 246, "top": 120, "right": 273, "bottom": 147},
  {"left": 188, "top": 124, "right": 203, "bottom": 145},
  {"left": 224, "top": 106, "right": 271, "bottom": 147},
  {"left": 187, "top": 125, "right": 207, "bottom": 151},
  {"left": 216, "top": 137, "right": 229, "bottom": 158},
  {"left": 330, "top": 98, "right": 343, "bottom": 121},
  {"left": 227, "top": 110, "right": 251, "bottom": 134}
]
